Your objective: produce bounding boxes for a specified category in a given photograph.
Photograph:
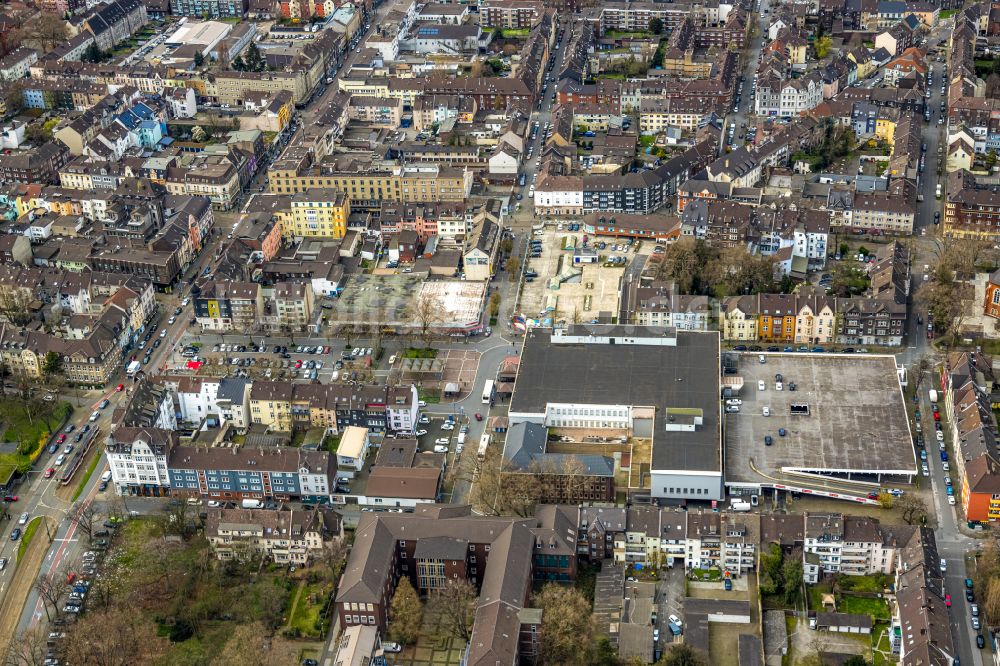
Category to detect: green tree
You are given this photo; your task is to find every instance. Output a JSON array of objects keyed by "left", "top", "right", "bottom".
[
  {"left": 759, "top": 543, "right": 784, "bottom": 596},
  {"left": 82, "top": 41, "right": 103, "bottom": 63},
  {"left": 194, "top": 51, "right": 204, "bottom": 67},
  {"left": 41, "top": 351, "right": 61, "bottom": 377},
  {"left": 649, "top": 17, "right": 664, "bottom": 34},
  {"left": 814, "top": 35, "right": 832, "bottom": 59},
  {"left": 232, "top": 55, "right": 245, "bottom": 71},
  {"left": 387, "top": 578, "right": 422, "bottom": 645},
  {"left": 782, "top": 555, "right": 803, "bottom": 605},
  {"left": 657, "top": 643, "right": 706, "bottom": 666},
  {"left": 843, "top": 657, "right": 871, "bottom": 666}
]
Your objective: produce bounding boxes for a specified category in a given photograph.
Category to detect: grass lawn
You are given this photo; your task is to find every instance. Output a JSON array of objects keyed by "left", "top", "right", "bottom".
[
  {"left": 840, "top": 595, "right": 890, "bottom": 620},
  {"left": 17, "top": 516, "right": 43, "bottom": 562},
  {"left": 72, "top": 453, "right": 102, "bottom": 502},
  {"left": 498, "top": 28, "right": 530, "bottom": 38},
  {"left": 0, "top": 400, "right": 72, "bottom": 484},
  {"left": 690, "top": 568, "right": 722, "bottom": 581},
  {"left": 940, "top": 9, "right": 957, "bottom": 18},
  {"left": 404, "top": 347, "right": 438, "bottom": 359},
  {"left": 286, "top": 581, "right": 329, "bottom": 638},
  {"left": 324, "top": 434, "right": 341, "bottom": 453},
  {"left": 836, "top": 573, "right": 889, "bottom": 594},
  {"left": 872, "top": 622, "right": 894, "bottom": 666}
]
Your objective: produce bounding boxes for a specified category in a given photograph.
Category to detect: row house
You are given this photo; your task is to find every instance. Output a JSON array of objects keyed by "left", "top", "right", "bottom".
[
  {"left": 167, "top": 443, "right": 334, "bottom": 503},
  {"left": 891, "top": 528, "right": 955, "bottom": 665},
  {"left": 627, "top": 281, "right": 712, "bottom": 330},
  {"left": 205, "top": 506, "right": 342, "bottom": 564},
  {"left": 720, "top": 287, "right": 906, "bottom": 346},
  {"left": 940, "top": 351, "right": 1000, "bottom": 524},
  {"left": 247, "top": 379, "right": 416, "bottom": 435},
  {"left": 754, "top": 73, "right": 823, "bottom": 118}
]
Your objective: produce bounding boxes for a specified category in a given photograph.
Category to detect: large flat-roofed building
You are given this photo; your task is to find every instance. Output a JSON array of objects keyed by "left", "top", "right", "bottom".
[
  {"left": 723, "top": 352, "right": 916, "bottom": 498},
  {"left": 509, "top": 326, "right": 723, "bottom": 501}
]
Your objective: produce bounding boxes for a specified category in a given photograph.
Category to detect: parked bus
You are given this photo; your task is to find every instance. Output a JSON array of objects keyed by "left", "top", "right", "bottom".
[
  {"left": 482, "top": 379, "right": 495, "bottom": 404},
  {"left": 478, "top": 432, "right": 491, "bottom": 461}
]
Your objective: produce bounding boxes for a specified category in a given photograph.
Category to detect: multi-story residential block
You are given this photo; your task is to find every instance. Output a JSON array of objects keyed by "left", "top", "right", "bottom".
[
  {"left": 802, "top": 513, "right": 914, "bottom": 582},
  {"left": 205, "top": 506, "right": 342, "bottom": 563},
  {"left": 194, "top": 281, "right": 263, "bottom": 332},
  {"left": 836, "top": 297, "right": 906, "bottom": 346},
  {"left": 168, "top": 444, "right": 335, "bottom": 503},
  {"left": 0, "top": 268, "right": 154, "bottom": 384},
  {"left": 269, "top": 157, "right": 474, "bottom": 208},
  {"left": 106, "top": 426, "right": 175, "bottom": 497},
  {"left": 347, "top": 96, "right": 403, "bottom": 128},
  {"left": 944, "top": 170, "right": 1000, "bottom": 241},
  {"left": 720, "top": 295, "right": 759, "bottom": 341},
  {"left": 479, "top": 0, "right": 543, "bottom": 28},
  {"left": 168, "top": 375, "right": 251, "bottom": 430},
  {"left": 82, "top": 0, "right": 149, "bottom": 52},
  {"left": 0, "top": 142, "right": 69, "bottom": 185},
  {"left": 170, "top": 0, "right": 248, "bottom": 18},
  {"left": 757, "top": 293, "right": 798, "bottom": 343},
  {"left": 891, "top": 527, "right": 955, "bottom": 665},
  {"left": 272, "top": 281, "right": 314, "bottom": 332},
  {"left": 276, "top": 189, "right": 350, "bottom": 241},
  {"left": 754, "top": 73, "right": 823, "bottom": 117},
  {"left": 0, "top": 48, "right": 38, "bottom": 82}
]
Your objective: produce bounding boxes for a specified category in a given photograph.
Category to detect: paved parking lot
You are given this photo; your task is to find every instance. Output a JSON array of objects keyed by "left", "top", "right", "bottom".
[{"left": 518, "top": 229, "right": 632, "bottom": 323}]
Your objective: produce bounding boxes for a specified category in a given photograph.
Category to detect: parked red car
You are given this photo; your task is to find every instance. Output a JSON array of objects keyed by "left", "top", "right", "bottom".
[
  {"left": 3, "top": 495, "right": 17, "bottom": 502},
  {"left": 945, "top": 593, "right": 952, "bottom": 607},
  {"left": 44, "top": 468, "right": 55, "bottom": 478},
  {"left": 474, "top": 413, "right": 483, "bottom": 421},
  {"left": 57, "top": 434, "right": 66, "bottom": 444},
  {"left": 116, "top": 383, "right": 125, "bottom": 392}
]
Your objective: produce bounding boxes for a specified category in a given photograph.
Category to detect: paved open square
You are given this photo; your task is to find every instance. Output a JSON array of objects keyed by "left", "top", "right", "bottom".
[{"left": 724, "top": 353, "right": 917, "bottom": 484}]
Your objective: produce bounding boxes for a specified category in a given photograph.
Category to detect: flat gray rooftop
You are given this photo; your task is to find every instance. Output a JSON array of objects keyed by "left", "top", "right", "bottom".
[
  {"left": 724, "top": 354, "right": 916, "bottom": 483},
  {"left": 511, "top": 327, "right": 722, "bottom": 472}
]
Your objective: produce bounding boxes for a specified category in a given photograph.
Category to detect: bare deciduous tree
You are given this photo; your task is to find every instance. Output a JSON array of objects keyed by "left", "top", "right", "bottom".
[
  {"left": 215, "top": 622, "right": 273, "bottom": 666},
  {"left": 63, "top": 605, "right": 164, "bottom": 666},
  {"left": 15, "top": 13, "right": 67, "bottom": 51},
  {"left": 428, "top": 578, "right": 477, "bottom": 641},
  {"left": 4, "top": 626, "right": 49, "bottom": 666},
  {"left": 896, "top": 493, "right": 928, "bottom": 525},
  {"left": 0, "top": 286, "right": 33, "bottom": 326},
  {"left": 32, "top": 573, "right": 63, "bottom": 622},
  {"left": 72, "top": 502, "right": 97, "bottom": 542},
  {"left": 411, "top": 294, "right": 443, "bottom": 348}
]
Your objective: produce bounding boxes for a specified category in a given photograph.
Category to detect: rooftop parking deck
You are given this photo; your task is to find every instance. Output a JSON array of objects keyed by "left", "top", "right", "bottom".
[{"left": 723, "top": 353, "right": 916, "bottom": 484}]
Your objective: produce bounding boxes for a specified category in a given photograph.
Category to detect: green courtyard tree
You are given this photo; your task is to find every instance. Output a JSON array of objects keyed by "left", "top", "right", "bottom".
[
  {"left": 649, "top": 17, "right": 664, "bottom": 34},
  {"left": 387, "top": 578, "right": 422, "bottom": 645},
  {"left": 41, "top": 351, "right": 62, "bottom": 377}
]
